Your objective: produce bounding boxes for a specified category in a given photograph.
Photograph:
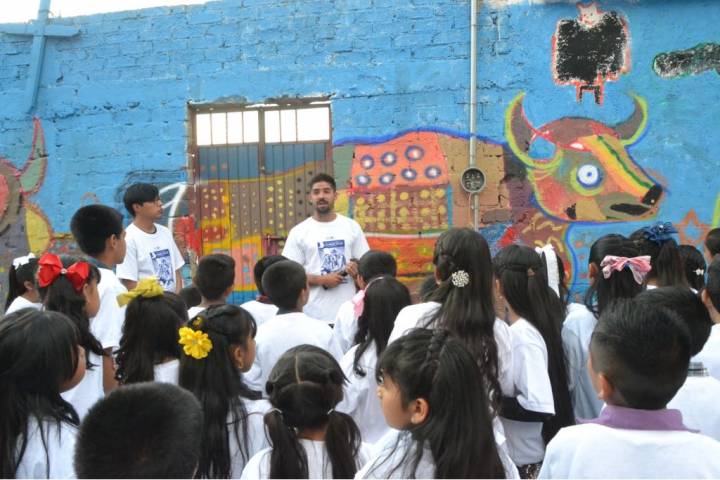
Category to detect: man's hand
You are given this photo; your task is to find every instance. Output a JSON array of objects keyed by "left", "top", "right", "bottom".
[{"left": 323, "top": 272, "right": 345, "bottom": 289}]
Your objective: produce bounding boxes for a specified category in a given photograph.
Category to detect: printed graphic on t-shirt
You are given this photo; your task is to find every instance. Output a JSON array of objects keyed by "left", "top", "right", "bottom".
[
  {"left": 150, "top": 249, "right": 174, "bottom": 288},
  {"left": 318, "top": 240, "right": 347, "bottom": 275}
]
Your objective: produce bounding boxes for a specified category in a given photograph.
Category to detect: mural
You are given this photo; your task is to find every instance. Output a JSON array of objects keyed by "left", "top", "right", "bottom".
[
  {"left": 552, "top": 2, "right": 630, "bottom": 104},
  {"left": 653, "top": 43, "right": 720, "bottom": 79}
]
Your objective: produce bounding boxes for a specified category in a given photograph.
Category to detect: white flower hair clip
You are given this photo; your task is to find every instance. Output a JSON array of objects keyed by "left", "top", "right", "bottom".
[
  {"left": 450, "top": 270, "right": 470, "bottom": 288},
  {"left": 695, "top": 268, "right": 705, "bottom": 276}
]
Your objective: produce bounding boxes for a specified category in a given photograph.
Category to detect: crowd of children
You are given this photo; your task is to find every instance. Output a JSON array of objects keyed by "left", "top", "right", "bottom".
[{"left": 4, "top": 174, "right": 720, "bottom": 478}]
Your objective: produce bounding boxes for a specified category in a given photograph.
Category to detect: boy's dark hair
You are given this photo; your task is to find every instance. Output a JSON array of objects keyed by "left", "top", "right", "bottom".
[
  {"left": 591, "top": 298, "right": 691, "bottom": 410},
  {"left": 357, "top": 250, "right": 397, "bottom": 282},
  {"left": 253, "top": 255, "right": 287, "bottom": 295},
  {"left": 74, "top": 382, "right": 203, "bottom": 479},
  {"left": 705, "top": 255, "right": 720, "bottom": 312},
  {"left": 262, "top": 260, "right": 307, "bottom": 311},
  {"left": 70, "top": 205, "right": 124, "bottom": 256},
  {"left": 179, "top": 285, "right": 202, "bottom": 308},
  {"left": 195, "top": 254, "right": 236, "bottom": 301},
  {"left": 123, "top": 183, "right": 159, "bottom": 217},
  {"left": 678, "top": 244, "right": 706, "bottom": 291},
  {"left": 308, "top": 173, "right": 336, "bottom": 191},
  {"left": 706, "top": 228, "right": 720, "bottom": 257},
  {"left": 636, "top": 287, "right": 712, "bottom": 356}
]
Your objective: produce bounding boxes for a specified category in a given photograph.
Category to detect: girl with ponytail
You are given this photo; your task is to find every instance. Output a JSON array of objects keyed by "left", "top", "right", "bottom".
[
  {"left": 493, "top": 245, "right": 574, "bottom": 478},
  {"left": 630, "top": 221, "right": 688, "bottom": 288},
  {"left": 5, "top": 253, "right": 41, "bottom": 314},
  {"left": 241, "top": 344, "right": 368, "bottom": 479},
  {"left": 178, "top": 304, "right": 268, "bottom": 478}
]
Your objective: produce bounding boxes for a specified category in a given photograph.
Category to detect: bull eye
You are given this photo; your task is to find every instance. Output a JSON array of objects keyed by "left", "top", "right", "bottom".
[{"left": 576, "top": 164, "right": 602, "bottom": 188}]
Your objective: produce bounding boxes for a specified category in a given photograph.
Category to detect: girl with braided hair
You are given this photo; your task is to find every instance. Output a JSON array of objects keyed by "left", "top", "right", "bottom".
[
  {"left": 241, "top": 344, "right": 369, "bottom": 478},
  {"left": 358, "top": 328, "right": 518, "bottom": 479}
]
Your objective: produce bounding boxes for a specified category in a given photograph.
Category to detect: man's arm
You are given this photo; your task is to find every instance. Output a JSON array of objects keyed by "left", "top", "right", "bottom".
[
  {"left": 308, "top": 272, "right": 344, "bottom": 289},
  {"left": 175, "top": 269, "right": 183, "bottom": 294},
  {"left": 121, "top": 279, "right": 137, "bottom": 290}
]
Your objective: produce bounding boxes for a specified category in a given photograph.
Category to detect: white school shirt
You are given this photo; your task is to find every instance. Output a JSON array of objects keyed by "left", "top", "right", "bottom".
[
  {"left": 561, "top": 304, "right": 603, "bottom": 420},
  {"left": 15, "top": 418, "right": 77, "bottom": 479},
  {"left": 695, "top": 324, "right": 720, "bottom": 381},
  {"left": 242, "top": 438, "right": 371, "bottom": 479},
  {"left": 229, "top": 398, "right": 271, "bottom": 477},
  {"left": 5, "top": 296, "right": 42, "bottom": 315},
  {"left": 116, "top": 223, "right": 185, "bottom": 292},
  {"left": 282, "top": 215, "right": 370, "bottom": 323},
  {"left": 187, "top": 305, "right": 205, "bottom": 319},
  {"left": 501, "top": 318, "right": 555, "bottom": 466},
  {"left": 61, "top": 352, "right": 103, "bottom": 421},
  {"left": 90, "top": 267, "right": 127, "bottom": 352},
  {"left": 244, "top": 312, "right": 343, "bottom": 393},
  {"left": 153, "top": 359, "right": 180, "bottom": 385},
  {"left": 667, "top": 366, "right": 720, "bottom": 441},
  {"left": 337, "top": 342, "right": 388, "bottom": 444},
  {"left": 240, "top": 300, "right": 278, "bottom": 328},
  {"left": 333, "top": 299, "right": 358, "bottom": 354},
  {"left": 538, "top": 422, "right": 720, "bottom": 478},
  {"left": 388, "top": 301, "right": 515, "bottom": 396}
]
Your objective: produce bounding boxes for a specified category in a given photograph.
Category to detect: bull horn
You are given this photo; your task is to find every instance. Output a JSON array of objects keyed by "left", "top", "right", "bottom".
[
  {"left": 505, "top": 92, "right": 556, "bottom": 170},
  {"left": 19, "top": 117, "right": 48, "bottom": 194},
  {"left": 615, "top": 94, "right": 648, "bottom": 145}
]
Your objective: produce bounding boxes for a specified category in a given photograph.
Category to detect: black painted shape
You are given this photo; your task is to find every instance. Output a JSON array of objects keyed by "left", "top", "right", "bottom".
[{"left": 653, "top": 43, "right": 720, "bottom": 78}]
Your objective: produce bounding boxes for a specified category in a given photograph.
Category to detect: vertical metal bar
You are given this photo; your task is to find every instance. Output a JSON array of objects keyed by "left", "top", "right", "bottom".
[{"left": 469, "top": 0, "right": 480, "bottom": 230}]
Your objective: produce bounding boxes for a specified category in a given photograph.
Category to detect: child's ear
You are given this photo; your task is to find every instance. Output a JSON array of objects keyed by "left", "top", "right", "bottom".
[
  {"left": 595, "top": 372, "right": 615, "bottom": 402},
  {"left": 588, "top": 263, "right": 599, "bottom": 285},
  {"left": 22, "top": 280, "right": 35, "bottom": 292},
  {"left": 702, "top": 289, "right": 716, "bottom": 312},
  {"left": 223, "top": 284, "right": 234, "bottom": 299},
  {"left": 409, "top": 397, "right": 430, "bottom": 425},
  {"left": 232, "top": 345, "right": 249, "bottom": 372},
  {"left": 433, "top": 268, "right": 442, "bottom": 285}
]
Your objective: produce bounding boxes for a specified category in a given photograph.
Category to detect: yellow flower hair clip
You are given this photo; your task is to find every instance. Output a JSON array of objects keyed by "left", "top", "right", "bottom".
[
  {"left": 116, "top": 276, "right": 164, "bottom": 307},
  {"left": 178, "top": 326, "right": 213, "bottom": 359},
  {"left": 192, "top": 316, "right": 204, "bottom": 328}
]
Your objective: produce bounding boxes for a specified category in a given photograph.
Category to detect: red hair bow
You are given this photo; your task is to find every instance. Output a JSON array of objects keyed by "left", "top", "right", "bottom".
[{"left": 37, "top": 253, "right": 90, "bottom": 292}]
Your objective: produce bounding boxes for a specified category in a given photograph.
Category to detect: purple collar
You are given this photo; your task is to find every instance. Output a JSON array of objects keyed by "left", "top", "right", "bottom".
[{"left": 580, "top": 405, "right": 697, "bottom": 432}]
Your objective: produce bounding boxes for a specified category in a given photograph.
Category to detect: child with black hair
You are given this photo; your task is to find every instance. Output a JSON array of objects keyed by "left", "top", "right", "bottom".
[
  {"left": 696, "top": 255, "right": 720, "bottom": 380},
  {"left": 630, "top": 221, "right": 688, "bottom": 288},
  {"left": 333, "top": 250, "right": 398, "bottom": 353},
  {"left": 0, "top": 309, "right": 85, "bottom": 478},
  {"left": 244, "top": 260, "right": 342, "bottom": 392},
  {"left": 358, "top": 328, "right": 517, "bottom": 479},
  {"left": 494, "top": 245, "right": 574, "bottom": 476},
  {"left": 562, "top": 234, "right": 646, "bottom": 420},
  {"left": 70, "top": 204, "right": 128, "bottom": 393},
  {"left": 336, "top": 276, "right": 411, "bottom": 443},
  {"left": 679, "top": 244, "right": 706, "bottom": 291},
  {"left": 240, "top": 255, "right": 286, "bottom": 327},
  {"left": 5, "top": 253, "right": 41, "bottom": 314},
  {"left": 389, "top": 228, "right": 513, "bottom": 407},
  {"left": 180, "top": 284, "right": 202, "bottom": 309},
  {"left": 241, "top": 344, "right": 370, "bottom": 479},
  {"left": 74, "top": 382, "right": 203, "bottom": 478},
  {"left": 37, "top": 253, "right": 107, "bottom": 420},
  {"left": 116, "top": 182, "right": 185, "bottom": 293},
  {"left": 179, "top": 304, "right": 268, "bottom": 478},
  {"left": 114, "top": 277, "right": 188, "bottom": 385},
  {"left": 705, "top": 227, "right": 720, "bottom": 260},
  {"left": 188, "top": 253, "right": 236, "bottom": 319},
  {"left": 539, "top": 299, "right": 720, "bottom": 478},
  {"left": 636, "top": 287, "right": 720, "bottom": 440}
]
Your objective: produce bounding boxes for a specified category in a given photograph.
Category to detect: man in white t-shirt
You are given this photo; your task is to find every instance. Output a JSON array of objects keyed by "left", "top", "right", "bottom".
[
  {"left": 116, "top": 183, "right": 185, "bottom": 293},
  {"left": 282, "top": 174, "right": 370, "bottom": 323}
]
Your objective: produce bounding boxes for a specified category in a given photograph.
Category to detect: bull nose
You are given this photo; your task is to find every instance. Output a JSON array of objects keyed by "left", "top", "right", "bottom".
[{"left": 642, "top": 184, "right": 663, "bottom": 206}]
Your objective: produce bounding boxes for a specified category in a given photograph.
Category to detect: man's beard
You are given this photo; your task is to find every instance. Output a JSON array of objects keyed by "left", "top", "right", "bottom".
[{"left": 315, "top": 202, "right": 331, "bottom": 213}]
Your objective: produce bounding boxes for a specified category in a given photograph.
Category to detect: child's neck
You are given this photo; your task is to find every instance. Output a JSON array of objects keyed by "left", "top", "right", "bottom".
[
  {"left": 199, "top": 298, "right": 225, "bottom": 308},
  {"left": 93, "top": 251, "right": 117, "bottom": 268},
  {"left": 297, "top": 425, "right": 327, "bottom": 441},
  {"left": 133, "top": 217, "right": 156, "bottom": 234},
  {"left": 709, "top": 308, "right": 720, "bottom": 325},
  {"left": 21, "top": 292, "right": 39, "bottom": 303}
]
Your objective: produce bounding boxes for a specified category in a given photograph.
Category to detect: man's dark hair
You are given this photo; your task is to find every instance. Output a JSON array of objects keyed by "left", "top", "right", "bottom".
[
  {"left": 262, "top": 260, "right": 307, "bottom": 311},
  {"left": 358, "top": 250, "right": 397, "bottom": 282},
  {"left": 123, "top": 183, "right": 159, "bottom": 217},
  {"left": 70, "top": 205, "right": 124, "bottom": 256},
  {"left": 706, "top": 255, "right": 720, "bottom": 312},
  {"left": 195, "top": 254, "right": 235, "bottom": 301},
  {"left": 253, "top": 255, "right": 287, "bottom": 295},
  {"left": 706, "top": 228, "right": 720, "bottom": 257},
  {"left": 590, "top": 298, "right": 691, "bottom": 410},
  {"left": 308, "top": 173, "right": 336, "bottom": 191},
  {"left": 74, "top": 382, "right": 203, "bottom": 478}
]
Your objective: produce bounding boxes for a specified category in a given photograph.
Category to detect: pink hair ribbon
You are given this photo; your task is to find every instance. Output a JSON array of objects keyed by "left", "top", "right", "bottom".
[{"left": 600, "top": 255, "right": 651, "bottom": 285}]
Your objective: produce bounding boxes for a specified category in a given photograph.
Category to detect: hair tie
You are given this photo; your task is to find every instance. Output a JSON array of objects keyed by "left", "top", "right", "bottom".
[
  {"left": 351, "top": 276, "right": 387, "bottom": 318},
  {"left": 450, "top": 270, "right": 470, "bottom": 288},
  {"left": 535, "top": 244, "right": 560, "bottom": 296},
  {"left": 695, "top": 268, "right": 705, "bottom": 276},
  {"left": 600, "top": 255, "right": 652, "bottom": 285},
  {"left": 178, "top": 326, "right": 213, "bottom": 359},
  {"left": 526, "top": 267, "right": 535, "bottom": 277},
  {"left": 641, "top": 221, "right": 678, "bottom": 245},
  {"left": 116, "top": 276, "right": 164, "bottom": 306},
  {"left": 37, "top": 253, "right": 90, "bottom": 293},
  {"left": 327, "top": 408, "right": 335, "bottom": 416},
  {"left": 12, "top": 253, "right": 35, "bottom": 269}
]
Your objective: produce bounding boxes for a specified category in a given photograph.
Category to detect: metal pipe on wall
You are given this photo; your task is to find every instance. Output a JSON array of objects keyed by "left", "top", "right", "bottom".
[{"left": 469, "top": 0, "right": 480, "bottom": 230}]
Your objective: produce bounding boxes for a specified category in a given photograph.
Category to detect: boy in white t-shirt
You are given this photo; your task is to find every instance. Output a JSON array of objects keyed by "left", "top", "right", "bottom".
[
  {"left": 187, "top": 253, "right": 235, "bottom": 319},
  {"left": 244, "top": 260, "right": 342, "bottom": 393},
  {"left": 539, "top": 299, "right": 720, "bottom": 479},
  {"left": 116, "top": 183, "right": 185, "bottom": 293},
  {"left": 696, "top": 255, "right": 720, "bottom": 381},
  {"left": 240, "top": 255, "right": 285, "bottom": 328},
  {"left": 282, "top": 173, "right": 370, "bottom": 323},
  {"left": 70, "top": 204, "right": 128, "bottom": 393},
  {"left": 75, "top": 382, "right": 203, "bottom": 478}
]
